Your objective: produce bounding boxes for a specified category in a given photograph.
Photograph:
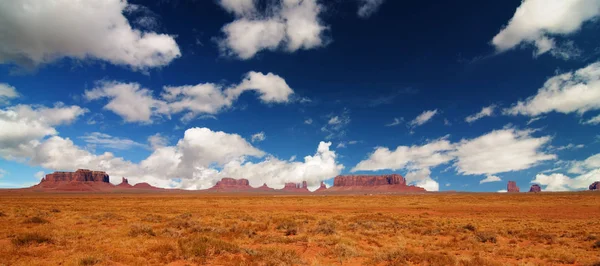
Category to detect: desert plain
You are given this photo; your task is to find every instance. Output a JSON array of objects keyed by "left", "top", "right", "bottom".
[{"left": 0, "top": 192, "right": 599, "bottom": 266}]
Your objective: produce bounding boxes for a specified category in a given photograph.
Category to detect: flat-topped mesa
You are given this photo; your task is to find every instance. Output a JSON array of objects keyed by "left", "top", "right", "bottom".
[
  {"left": 507, "top": 181, "right": 520, "bottom": 193},
  {"left": 329, "top": 174, "right": 426, "bottom": 192},
  {"left": 529, "top": 184, "right": 541, "bottom": 193},
  {"left": 333, "top": 174, "right": 406, "bottom": 187},
  {"left": 42, "top": 169, "right": 110, "bottom": 183},
  {"left": 209, "top": 178, "right": 254, "bottom": 191}
]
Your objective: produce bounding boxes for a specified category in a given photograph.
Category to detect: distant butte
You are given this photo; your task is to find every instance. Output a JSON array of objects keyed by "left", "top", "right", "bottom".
[
  {"left": 507, "top": 181, "right": 520, "bottom": 193},
  {"left": 29, "top": 169, "right": 166, "bottom": 192},
  {"left": 327, "top": 174, "right": 426, "bottom": 193}
]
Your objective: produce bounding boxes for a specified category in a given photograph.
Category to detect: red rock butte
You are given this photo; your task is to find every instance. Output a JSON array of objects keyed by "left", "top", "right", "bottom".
[
  {"left": 30, "top": 169, "right": 163, "bottom": 192},
  {"left": 507, "top": 181, "right": 520, "bottom": 193},
  {"left": 281, "top": 181, "right": 310, "bottom": 193},
  {"left": 209, "top": 178, "right": 268, "bottom": 192},
  {"left": 590, "top": 181, "right": 600, "bottom": 191},
  {"left": 327, "top": 174, "right": 426, "bottom": 193},
  {"left": 529, "top": 184, "right": 541, "bottom": 193}
]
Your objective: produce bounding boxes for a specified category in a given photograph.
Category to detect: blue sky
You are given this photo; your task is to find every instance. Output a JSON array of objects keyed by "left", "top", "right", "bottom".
[{"left": 1, "top": 0, "right": 599, "bottom": 192}]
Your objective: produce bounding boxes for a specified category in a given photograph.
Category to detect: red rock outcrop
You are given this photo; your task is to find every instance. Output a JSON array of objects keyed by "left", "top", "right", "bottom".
[
  {"left": 117, "top": 177, "right": 132, "bottom": 188},
  {"left": 281, "top": 182, "right": 310, "bottom": 193},
  {"left": 42, "top": 169, "right": 109, "bottom": 183},
  {"left": 507, "top": 181, "right": 520, "bottom": 193},
  {"left": 132, "top": 182, "right": 161, "bottom": 190},
  {"left": 590, "top": 181, "right": 600, "bottom": 191},
  {"left": 529, "top": 184, "right": 541, "bottom": 193},
  {"left": 315, "top": 182, "right": 328, "bottom": 192},
  {"left": 32, "top": 169, "right": 114, "bottom": 191},
  {"left": 209, "top": 178, "right": 254, "bottom": 191},
  {"left": 328, "top": 174, "right": 426, "bottom": 193},
  {"left": 256, "top": 183, "right": 274, "bottom": 191}
]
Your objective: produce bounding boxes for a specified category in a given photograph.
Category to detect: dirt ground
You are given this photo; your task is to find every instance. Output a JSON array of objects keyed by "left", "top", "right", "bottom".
[{"left": 0, "top": 192, "right": 599, "bottom": 265}]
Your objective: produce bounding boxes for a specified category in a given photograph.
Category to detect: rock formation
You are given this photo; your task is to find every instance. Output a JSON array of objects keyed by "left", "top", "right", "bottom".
[
  {"left": 507, "top": 181, "right": 520, "bottom": 193},
  {"left": 209, "top": 178, "right": 254, "bottom": 191},
  {"left": 590, "top": 181, "right": 600, "bottom": 191},
  {"left": 328, "top": 174, "right": 426, "bottom": 193},
  {"left": 281, "top": 181, "right": 310, "bottom": 193},
  {"left": 529, "top": 184, "right": 541, "bottom": 193},
  {"left": 315, "top": 182, "right": 328, "bottom": 192},
  {"left": 42, "top": 169, "right": 109, "bottom": 183},
  {"left": 132, "top": 182, "right": 161, "bottom": 190},
  {"left": 117, "top": 177, "right": 132, "bottom": 188}
]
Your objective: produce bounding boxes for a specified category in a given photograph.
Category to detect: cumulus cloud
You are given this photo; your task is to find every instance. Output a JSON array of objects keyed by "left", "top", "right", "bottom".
[
  {"left": 86, "top": 71, "right": 293, "bottom": 123},
  {"left": 453, "top": 128, "right": 555, "bottom": 175},
  {"left": 4, "top": 121, "right": 342, "bottom": 190},
  {"left": 0, "top": 104, "right": 87, "bottom": 159},
  {"left": 304, "top": 118, "right": 313, "bottom": 125},
  {"left": 532, "top": 169, "right": 599, "bottom": 191},
  {"left": 491, "top": 0, "right": 600, "bottom": 58},
  {"left": 0, "top": 83, "right": 19, "bottom": 104},
  {"left": 465, "top": 105, "right": 496, "bottom": 123},
  {"left": 568, "top": 153, "right": 600, "bottom": 174},
  {"left": 409, "top": 109, "right": 438, "bottom": 127},
  {"left": 34, "top": 171, "right": 45, "bottom": 180},
  {"left": 504, "top": 62, "right": 600, "bottom": 116},
  {"left": 251, "top": 132, "right": 266, "bottom": 143},
  {"left": 404, "top": 168, "right": 439, "bottom": 191},
  {"left": 479, "top": 175, "right": 502, "bottom": 184},
  {"left": 357, "top": 0, "right": 386, "bottom": 18},
  {"left": 0, "top": 0, "right": 180, "bottom": 69},
  {"left": 218, "top": 0, "right": 327, "bottom": 59},
  {"left": 352, "top": 136, "right": 454, "bottom": 172},
  {"left": 80, "top": 132, "right": 146, "bottom": 150}
]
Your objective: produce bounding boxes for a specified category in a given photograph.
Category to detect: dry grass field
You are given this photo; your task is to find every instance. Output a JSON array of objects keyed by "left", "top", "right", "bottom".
[{"left": 0, "top": 192, "right": 599, "bottom": 266}]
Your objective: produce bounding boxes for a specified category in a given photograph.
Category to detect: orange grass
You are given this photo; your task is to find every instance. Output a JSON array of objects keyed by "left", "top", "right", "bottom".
[{"left": 0, "top": 192, "right": 599, "bottom": 265}]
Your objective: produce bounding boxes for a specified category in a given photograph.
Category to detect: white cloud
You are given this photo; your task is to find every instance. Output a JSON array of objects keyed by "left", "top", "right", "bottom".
[
  {"left": 336, "top": 140, "right": 358, "bottom": 149},
  {"left": 218, "top": 0, "right": 257, "bottom": 17},
  {"left": 568, "top": 153, "right": 600, "bottom": 174},
  {"left": 86, "top": 71, "right": 293, "bottom": 123},
  {"left": 352, "top": 136, "right": 454, "bottom": 172},
  {"left": 454, "top": 128, "right": 555, "bottom": 175},
  {"left": 0, "top": 83, "right": 18, "bottom": 104},
  {"left": 321, "top": 109, "right": 350, "bottom": 139},
  {"left": 404, "top": 168, "right": 439, "bottom": 191},
  {"left": 0, "top": 168, "right": 5, "bottom": 179},
  {"left": 0, "top": 0, "right": 180, "bottom": 69},
  {"left": 80, "top": 132, "right": 146, "bottom": 150},
  {"left": 218, "top": 0, "right": 327, "bottom": 59},
  {"left": 532, "top": 169, "right": 599, "bottom": 191},
  {"left": 385, "top": 117, "right": 403, "bottom": 127},
  {"left": 583, "top": 114, "right": 600, "bottom": 125},
  {"left": 34, "top": 171, "right": 45, "bottom": 180},
  {"left": 491, "top": 0, "right": 600, "bottom": 57},
  {"left": 251, "top": 132, "right": 266, "bottom": 143},
  {"left": 357, "top": 0, "right": 386, "bottom": 18},
  {"left": 409, "top": 109, "right": 438, "bottom": 127},
  {"left": 526, "top": 116, "right": 545, "bottom": 125},
  {"left": 0, "top": 104, "right": 87, "bottom": 159},
  {"left": 553, "top": 143, "right": 584, "bottom": 151},
  {"left": 148, "top": 133, "right": 168, "bottom": 149},
  {"left": 465, "top": 105, "right": 495, "bottom": 123},
  {"left": 85, "top": 81, "right": 168, "bottom": 123},
  {"left": 479, "top": 175, "right": 502, "bottom": 184},
  {"left": 504, "top": 62, "right": 600, "bottom": 116},
  {"left": 497, "top": 189, "right": 507, "bottom": 193},
  {"left": 304, "top": 118, "right": 313, "bottom": 125}
]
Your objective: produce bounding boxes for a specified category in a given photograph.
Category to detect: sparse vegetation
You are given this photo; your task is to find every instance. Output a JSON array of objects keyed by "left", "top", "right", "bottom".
[
  {"left": 12, "top": 232, "right": 52, "bottom": 246},
  {"left": 23, "top": 216, "right": 49, "bottom": 224},
  {"left": 0, "top": 192, "right": 599, "bottom": 265}
]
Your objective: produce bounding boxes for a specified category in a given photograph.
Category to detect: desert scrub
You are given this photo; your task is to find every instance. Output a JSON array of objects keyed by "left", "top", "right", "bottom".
[
  {"left": 12, "top": 232, "right": 53, "bottom": 246},
  {"left": 463, "top": 224, "right": 476, "bottom": 231},
  {"left": 23, "top": 216, "right": 49, "bottom": 224},
  {"left": 128, "top": 224, "right": 156, "bottom": 237},
  {"left": 178, "top": 235, "right": 239, "bottom": 261},
  {"left": 475, "top": 231, "right": 497, "bottom": 243},
  {"left": 249, "top": 247, "right": 304, "bottom": 266},
  {"left": 313, "top": 219, "right": 336, "bottom": 235},
  {"left": 78, "top": 256, "right": 100, "bottom": 265}
]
